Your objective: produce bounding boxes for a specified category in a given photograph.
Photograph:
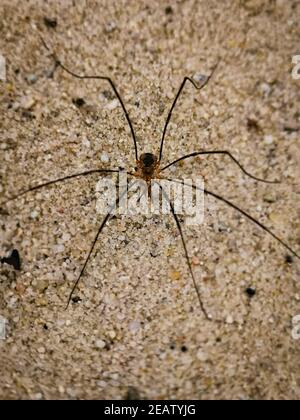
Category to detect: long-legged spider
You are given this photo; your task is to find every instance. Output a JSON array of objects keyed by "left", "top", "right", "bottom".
[{"left": 1, "top": 37, "right": 299, "bottom": 321}]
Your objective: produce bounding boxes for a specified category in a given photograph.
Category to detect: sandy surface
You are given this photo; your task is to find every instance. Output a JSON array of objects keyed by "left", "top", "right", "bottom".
[{"left": 0, "top": 0, "right": 300, "bottom": 400}]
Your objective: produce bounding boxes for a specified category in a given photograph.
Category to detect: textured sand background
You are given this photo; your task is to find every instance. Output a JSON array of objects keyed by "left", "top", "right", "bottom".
[{"left": 1, "top": 0, "right": 300, "bottom": 400}]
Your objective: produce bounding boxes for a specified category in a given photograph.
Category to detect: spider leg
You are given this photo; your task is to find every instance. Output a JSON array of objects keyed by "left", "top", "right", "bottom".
[
  {"left": 1, "top": 169, "right": 120, "bottom": 206},
  {"left": 157, "top": 181, "right": 211, "bottom": 320},
  {"left": 66, "top": 179, "right": 137, "bottom": 308},
  {"left": 167, "top": 178, "right": 300, "bottom": 261},
  {"left": 161, "top": 150, "right": 280, "bottom": 184},
  {"left": 66, "top": 211, "right": 111, "bottom": 308},
  {"left": 40, "top": 35, "right": 138, "bottom": 161},
  {"left": 159, "top": 62, "right": 219, "bottom": 162}
]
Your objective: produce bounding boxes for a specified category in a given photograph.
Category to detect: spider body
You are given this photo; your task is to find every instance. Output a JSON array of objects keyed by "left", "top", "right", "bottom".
[
  {"left": 135, "top": 153, "right": 160, "bottom": 191},
  {"left": 141, "top": 153, "right": 156, "bottom": 168}
]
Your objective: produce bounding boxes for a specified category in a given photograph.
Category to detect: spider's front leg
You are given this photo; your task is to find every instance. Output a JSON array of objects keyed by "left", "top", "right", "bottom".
[
  {"left": 40, "top": 35, "right": 139, "bottom": 161},
  {"left": 0, "top": 168, "right": 121, "bottom": 281},
  {"left": 1, "top": 168, "right": 121, "bottom": 206},
  {"left": 158, "top": 63, "right": 219, "bottom": 163},
  {"left": 161, "top": 150, "right": 279, "bottom": 184}
]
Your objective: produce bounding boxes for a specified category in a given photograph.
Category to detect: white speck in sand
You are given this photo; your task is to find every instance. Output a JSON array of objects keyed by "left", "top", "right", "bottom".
[
  {"left": 197, "top": 350, "right": 208, "bottom": 362},
  {"left": 129, "top": 320, "right": 141, "bottom": 333},
  {"left": 66, "top": 388, "right": 77, "bottom": 398},
  {"left": 108, "top": 330, "right": 116, "bottom": 339},
  {"left": 61, "top": 233, "right": 71, "bottom": 243},
  {"left": 30, "top": 210, "right": 39, "bottom": 219},
  {"left": 260, "top": 82, "right": 272, "bottom": 96},
  {"left": 106, "top": 99, "right": 119, "bottom": 110},
  {"left": 20, "top": 95, "right": 36, "bottom": 110},
  {"left": 97, "top": 380, "right": 107, "bottom": 388},
  {"left": 226, "top": 315, "right": 234, "bottom": 325},
  {"left": 95, "top": 339, "right": 106, "bottom": 349},
  {"left": 82, "top": 137, "right": 91, "bottom": 148},
  {"left": 264, "top": 135, "right": 274, "bottom": 145},
  {"left": 58, "top": 385, "right": 65, "bottom": 394},
  {"left": 193, "top": 72, "right": 208, "bottom": 85},
  {"left": 53, "top": 244, "right": 65, "bottom": 254},
  {"left": 26, "top": 74, "right": 38, "bottom": 84},
  {"left": 101, "top": 152, "right": 110, "bottom": 163},
  {"left": 0, "top": 316, "right": 8, "bottom": 340}
]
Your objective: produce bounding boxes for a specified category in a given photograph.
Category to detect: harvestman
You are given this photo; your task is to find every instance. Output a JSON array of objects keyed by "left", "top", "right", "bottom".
[{"left": 1, "top": 38, "right": 300, "bottom": 320}]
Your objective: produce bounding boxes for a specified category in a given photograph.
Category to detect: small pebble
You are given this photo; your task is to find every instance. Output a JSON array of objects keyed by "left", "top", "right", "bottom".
[
  {"left": 226, "top": 315, "right": 234, "bottom": 324},
  {"left": 53, "top": 244, "right": 65, "bottom": 254},
  {"left": 72, "top": 296, "right": 82, "bottom": 304},
  {"left": 100, "top": 152, "right": 109, "bottom": 163},
  {"left": 20, "top": 96, "right": 35, "bottom": 110},
  {"left": 246, "top": 287, "right": 256, "bottom": 298},
  {"left": 66, "top": 388, "right": 77, "bottom": 398},
  {"left": 105, "top": 21, "right": 117, "bottom": 33},
  {"left": 0, "top": 316, "right": 8, "bottom": 340},
  {"left": 269, "top": 212, "right": 284, "bottom": 225},
  {"left": 43, "top": 17, "right": 57, "bottom": 28},
  {"left": 8, "top": 296, "right": 18, "bottom": 307},
  {"left": 197, "top": 350, "right": 208, "bottom": 362},
  {"left": 193, "top": 72, "right": 208, "bottom": 85},
  {"left": 95, "top": 339, "right": 106, "bottom": 349},
  {"left": 192, "top": 256, "right": 200, "bottom": 265},
  {"left": 170, "top": 270, "right": 181, "bottom": 281},
  {"left": 58, "top": 385, "right": 65, "bottom": 394},
  {"left": 260, "top": 82, "right": 272, "bottom": 96},
  {"left": 82, "top": 137, "right": 90, "bottom": 148},
  {"left": 125, "top": 386, "right": 141, "bottom": 400},
  {"left": 30, "top": 210, "right": 39, "bottom": 219},
  {"left": 263, "top": 192, "right": 277, "bottom": 203},
  {"left": 150, "top": 244, "right": 160, "bottom": 258},
  {"left": 26, "top": 74, "right": 38, "bottom": 84},
  {"left": 72, "top": 97, "right": 85, "bottom": 107},
  {"left": 264, "top": 134, "right": 274, "bottom": 145},
  {"left": 129, "top": 320, "right": 141, "bottom": 333},
  {"left": 108, "top": 330, "right": 116, "bottom": 339},
  {"left": 117, "top": 312, "right": 126, "bottom": 321},
  {"left": 33, "top": 279, "right": 49, "bottom": 292},
  {"left": 97, "top": 380, "right": 107, "bottom": 388},
  {"left": 165, "top": 6, "right": 173, "bottom": 14},
  {"left": 61, "top": 233, "right": 71, "bottom": 243},
  {"left": 106, "top": 99, "right": 119, "bottom": 110},
  {"left": 247, "top": 118, "right": 260, "bottom": 131}
]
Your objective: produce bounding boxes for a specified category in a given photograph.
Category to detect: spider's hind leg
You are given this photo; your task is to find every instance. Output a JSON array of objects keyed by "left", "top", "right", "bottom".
[{"left": 157, "top": 182, "right": 212, "bottom": 321}]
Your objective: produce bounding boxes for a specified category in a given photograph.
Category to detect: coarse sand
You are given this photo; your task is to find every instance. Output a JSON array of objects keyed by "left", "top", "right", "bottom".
[{"left": 0, "top": 0, "right": 300, "bottom": 400}]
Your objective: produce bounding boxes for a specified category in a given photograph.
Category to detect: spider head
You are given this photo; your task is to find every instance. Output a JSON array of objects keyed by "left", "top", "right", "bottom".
[
  {"left": 137, "top": 153, "right": 159, "bottom": 179},
  {"left": 141, "top": 153, "right": 157, "bottom": 168}
]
